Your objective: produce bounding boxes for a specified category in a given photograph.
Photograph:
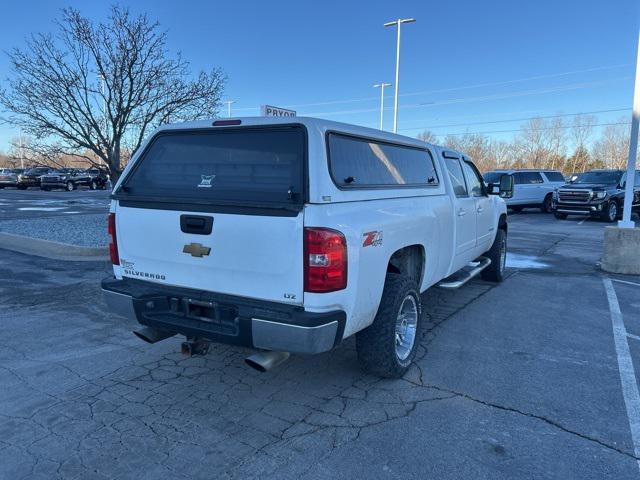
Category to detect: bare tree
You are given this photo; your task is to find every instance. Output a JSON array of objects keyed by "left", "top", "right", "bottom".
[
  {"left": 570, "top": 114, "right": 596, "bottom": 173},
  {"left": 489, "top": 140, "right": 510, "bottom": 170},
  {"left": 517, "top": 118, "right": 548, "bottom": 168},
  {"left": 417, "top": 130, "right": 437, "bottom": 143},
  {"left": 444, "top": 132, "right": 492, "bottom": 171},
  {"left": 547, "top": 117, "right": 565, "bottom": 170},
  {"left": 0, "top": 6, "right": 225, "bottom": 180},
  {"left": 591, "top": 118, "right": 630, "bottom": 169}
]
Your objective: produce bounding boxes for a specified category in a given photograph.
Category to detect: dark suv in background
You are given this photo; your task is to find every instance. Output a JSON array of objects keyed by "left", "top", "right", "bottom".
[
  {"left": 16, "top": 166, "right": 54, "bottom": 189},
  {"left": 40, "top": 168, "right": 110, "bottom": 191},
  {"left": 85, "top": 168, "right": 110, "bottom": 189},
  {"left": 553, "top": 169, "right": 640, "bottom": 222}
]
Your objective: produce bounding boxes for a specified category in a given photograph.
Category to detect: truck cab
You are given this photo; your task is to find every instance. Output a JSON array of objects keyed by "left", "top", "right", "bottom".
[{"left": 102, "top": 117, "right": 510, "bottom": 377}]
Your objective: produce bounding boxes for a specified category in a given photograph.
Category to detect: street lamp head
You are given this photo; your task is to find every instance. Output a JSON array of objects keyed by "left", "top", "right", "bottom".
[
  {"left": 373, "top": 83, "right": 392, "bottom": 88},
  {"left": 384, "top": 18, "right": 416, "bottom": 27}
]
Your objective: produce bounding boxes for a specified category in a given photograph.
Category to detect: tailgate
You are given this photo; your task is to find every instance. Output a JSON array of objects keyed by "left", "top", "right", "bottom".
[{"left": 115, "top": 205, "right": 303, "bottom": 304}]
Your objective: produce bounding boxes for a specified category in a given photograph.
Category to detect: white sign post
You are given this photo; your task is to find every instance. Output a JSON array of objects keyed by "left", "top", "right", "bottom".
[
  {"left": 260, "top": 105, "right": 297, "bottom": 117},
  {"left": 619, "top": 28, "right": 640, "bottom": 229}
]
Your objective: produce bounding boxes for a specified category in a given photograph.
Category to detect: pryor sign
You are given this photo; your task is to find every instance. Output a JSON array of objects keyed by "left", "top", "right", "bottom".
[{"left": 260, "top": 105, "right": 297, "bottom": 117}]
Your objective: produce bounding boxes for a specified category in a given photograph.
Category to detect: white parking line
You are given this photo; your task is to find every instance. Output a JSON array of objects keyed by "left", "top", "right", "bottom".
[
  {"left": 578, "top": 216, "right": 589, "bottom": 225},
  {"left": 613, "top": 279, "right": 640, "bottom": 288},
  {"left": 628, "top": 333, "right": 640, "bottom": 342},
  {"left": 603, "top": 277, "right": 640, "bottom": 472},
  {"left": 18, "top": 207, "right": 66, "bottom": 211}
]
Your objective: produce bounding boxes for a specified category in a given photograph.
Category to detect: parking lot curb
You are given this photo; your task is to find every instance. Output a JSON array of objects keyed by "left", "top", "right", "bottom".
[{"left": 0, "top": 232, "right": 108, "bottom": 261}]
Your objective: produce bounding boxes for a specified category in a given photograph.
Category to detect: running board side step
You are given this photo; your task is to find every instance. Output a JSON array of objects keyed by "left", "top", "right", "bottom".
[{"left": 437, "top": 256, "right": 492, "bottom": 289}]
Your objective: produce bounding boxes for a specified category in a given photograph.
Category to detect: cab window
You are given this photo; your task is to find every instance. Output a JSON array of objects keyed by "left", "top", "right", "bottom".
[
  {"left": 462, "top": 160, "right": 485, "bottom": 197},
  {"left": 445, "top": 159, "right": 468, "bottom": 197}
]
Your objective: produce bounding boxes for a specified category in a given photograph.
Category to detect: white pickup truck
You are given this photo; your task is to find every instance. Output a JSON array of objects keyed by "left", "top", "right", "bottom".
[{"left": 102, "top": 117, "right": 512, "bottom": 377}]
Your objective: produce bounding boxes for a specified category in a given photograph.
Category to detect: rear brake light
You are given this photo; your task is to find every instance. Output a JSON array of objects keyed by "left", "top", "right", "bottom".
[
  {"left": 304, "top": 228, "right": 347, "bottom": 293},
  {"left": 107, "top": 213, "right": 119, "bottom": 265},
  {"left": 212, "top": 119, "right": 242, "bottom": 126}
]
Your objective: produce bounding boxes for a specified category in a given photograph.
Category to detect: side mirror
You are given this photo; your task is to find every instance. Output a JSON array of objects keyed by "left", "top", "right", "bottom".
[{"left": 499, "top": 174, "right": 514, "bottom": 199}]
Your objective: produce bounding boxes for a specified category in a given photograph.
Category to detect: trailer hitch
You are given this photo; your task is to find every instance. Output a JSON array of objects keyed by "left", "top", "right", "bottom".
[{"left": 181, "top": 338, "right": 210, "bottom": 357}]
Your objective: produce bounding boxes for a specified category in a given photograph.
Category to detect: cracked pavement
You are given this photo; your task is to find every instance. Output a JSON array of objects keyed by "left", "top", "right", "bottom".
[{"left": 1, "top": 212, "right": 640, "bottom": 479}]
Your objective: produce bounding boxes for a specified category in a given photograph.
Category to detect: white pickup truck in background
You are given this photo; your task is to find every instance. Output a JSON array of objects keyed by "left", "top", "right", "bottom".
[{"left": 102, "top": 117, "right": 513, "bottom": 377}]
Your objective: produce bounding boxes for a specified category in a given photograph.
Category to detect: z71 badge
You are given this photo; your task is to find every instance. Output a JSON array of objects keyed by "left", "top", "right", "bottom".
[{"left": 362, "top": 231, "right": 383, "bottom": 247}]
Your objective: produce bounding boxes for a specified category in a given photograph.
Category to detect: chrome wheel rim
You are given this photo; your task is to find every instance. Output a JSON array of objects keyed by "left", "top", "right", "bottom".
[
  {"left": 66, "top": 182, "right": 73, "bottom": 191},
  {"left": 395, "top": 294, "right": 418, "bottom": 361},
  {"left": 609, "top": 203, "right": 617, "bottom": 221}
]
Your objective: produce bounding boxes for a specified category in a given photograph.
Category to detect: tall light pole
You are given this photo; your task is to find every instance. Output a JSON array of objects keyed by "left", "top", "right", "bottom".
[
  {"left": 224, "top": 100, "right": 236, "bottom": 118},
  {"left": 384, "top": 18, "right": 415, "bottom": 133},
  {"left": 619, "top": 28, "right": 640, "bottom": 228},
  {"left": 373, "top": 83, "right": 392, "bottom": 130},
  {"left": 98, "top": 74, "right": 107, "bottom": 167},
  {"left": 18, "top": 132, "right": 24, "bottom": 169}
]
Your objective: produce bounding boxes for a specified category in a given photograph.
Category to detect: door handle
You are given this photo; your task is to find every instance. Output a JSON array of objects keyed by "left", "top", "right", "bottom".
[
  {"left": 477, "top": 206, "right": 484, "bottom": 213},
  {"left": 180, "top": 215, "right": 213, "bottom": 235},
  {"left": 458, "top": 208, "right": 466, "bottom": 217}
]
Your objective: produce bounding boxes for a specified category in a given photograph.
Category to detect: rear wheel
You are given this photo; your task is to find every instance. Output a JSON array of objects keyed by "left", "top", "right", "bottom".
[
  {"left": 41, "top": 187, "right": 50, "bottom": 191},
  {"left": 554, "top": 212, "right": 568, "bottom": 220},
  {"left": 356, "top": 274, "right": 422, "bottom": 378},
  {"left": 601, "top": 201, "right": 618, "bottom": 223},
  {"left": 541, "top": 194, "right": 553, "bottom": 213},
  {"left": 481, "top": 229, "right": 507, "bottom": 282}
]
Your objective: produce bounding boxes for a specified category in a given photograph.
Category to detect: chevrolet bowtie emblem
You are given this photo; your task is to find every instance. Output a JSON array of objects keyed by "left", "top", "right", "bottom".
[{"left": 182, "top": 243, "right": 211, "bottom": 258}]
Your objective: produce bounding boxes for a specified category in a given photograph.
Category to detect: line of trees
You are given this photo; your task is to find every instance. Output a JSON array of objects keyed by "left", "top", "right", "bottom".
[{"left": 418, "top": 114, "right": 632, "bottom": 174}]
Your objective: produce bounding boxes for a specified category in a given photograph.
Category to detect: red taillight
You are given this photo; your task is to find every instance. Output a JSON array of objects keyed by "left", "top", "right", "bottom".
[
  {"left": 107, "top": 213, "right": 119, "bottom": 265},
  {"left": 212, "top": 119, "right": 242, "bottom": 126},
  {"left": 304, "top": 228, "right": 347, "bottom": 293}
]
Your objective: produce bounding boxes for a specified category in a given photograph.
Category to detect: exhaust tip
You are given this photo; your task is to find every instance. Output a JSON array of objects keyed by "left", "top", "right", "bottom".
[
  {"left": 244, "top": 357, "right": 269, "bottom": 372},
  {"left": 133, "top": 329, "right": 154, "bottom": 344},
  {"left": 133, "top": 327, "right": 175, "bottom": 344},
  {"left": 245, "top": 351, "right": 290, "bottom": 372}
]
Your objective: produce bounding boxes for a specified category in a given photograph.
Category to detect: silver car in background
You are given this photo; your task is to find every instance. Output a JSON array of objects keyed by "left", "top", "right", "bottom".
[
  {"left": 0, "top": 168, "right": 26, "bottom": 188},
  {"left": 483, "top": 169, "right": 565, "bottom": 213}
]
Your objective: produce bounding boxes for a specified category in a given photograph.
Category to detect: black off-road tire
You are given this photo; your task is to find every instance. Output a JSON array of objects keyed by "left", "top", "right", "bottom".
[
  {"left": 481, "top": 228, "right": 507, "bottom": 282},
  {"left": 356, "top": 274, "right": 422, "bottom": 378},
  {"left": 41, "top": 187, "right": 51, "bottom": 191},
  {"left": 600, "top": 200, "right": 618, "bottom": 223},
  {"left": 554, "top": 212, "right": 567, "bottom": 220},
  {"left": 541, "top": 194, "right": 553, "bottom": 213}
]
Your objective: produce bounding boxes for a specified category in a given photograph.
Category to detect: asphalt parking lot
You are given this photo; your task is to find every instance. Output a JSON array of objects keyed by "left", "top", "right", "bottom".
[
  {"left": 1, "top": 195, "right": 640, "bottom": 479},
  {"left": 0, "top": 188, "right": 111, "bottom": 220},
  {"left": 0, "top": 189, "right": 111, "bottom": 247}
]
